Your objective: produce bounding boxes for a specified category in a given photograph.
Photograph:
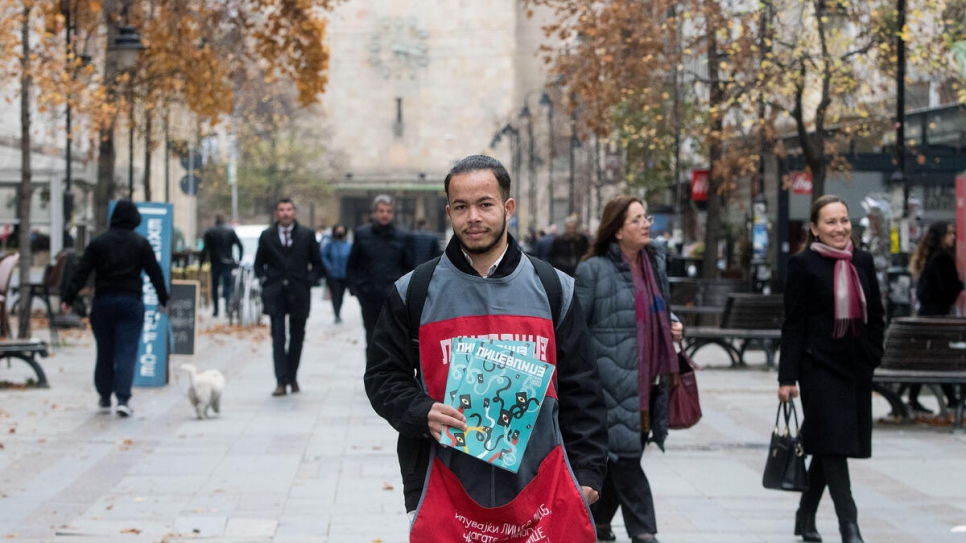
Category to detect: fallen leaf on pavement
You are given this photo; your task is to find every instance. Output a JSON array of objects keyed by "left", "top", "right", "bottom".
[
  {"left": 382, "top": 482, "right": 394, "bottom": 490},
  {"left": 120, "top": 528, "right": 141, "bottom": 534}
]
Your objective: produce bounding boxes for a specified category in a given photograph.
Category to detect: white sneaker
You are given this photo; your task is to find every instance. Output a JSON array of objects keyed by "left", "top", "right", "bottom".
[
  {"left": 98, "top": 397, "right": 111, "bottom": 414},
  {"left": 116, "top": 404, "right": 133, "bottom": 418}
]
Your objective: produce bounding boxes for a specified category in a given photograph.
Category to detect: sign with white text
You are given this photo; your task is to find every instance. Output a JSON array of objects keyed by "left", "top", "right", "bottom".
[
  {"left": 791, "top": 171, "right": 813, "bottom": 195},
  {"left": 109, "top": 201, "right": 173, "bottom": 387}
]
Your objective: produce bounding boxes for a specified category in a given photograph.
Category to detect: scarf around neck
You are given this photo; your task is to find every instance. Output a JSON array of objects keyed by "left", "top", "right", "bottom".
[
  {"left": 628, "top": 249, "right": 677, "bottom": 415},
  {"left": 810, "top": 241, "right": 867, "bottom": 337}
]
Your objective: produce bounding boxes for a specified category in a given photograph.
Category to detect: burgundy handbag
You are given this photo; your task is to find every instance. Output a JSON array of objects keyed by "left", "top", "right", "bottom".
[{"left": 668, "top": 344, "right": 702, "bottom": 429}]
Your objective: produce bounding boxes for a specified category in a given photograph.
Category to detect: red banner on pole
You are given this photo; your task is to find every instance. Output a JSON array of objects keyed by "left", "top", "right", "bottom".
[
  {"left": 791, "top": 171, "right": 812, "bottom": 195},
  {"left": 691, "top": 169, "right": 709, "bottom": 201}
]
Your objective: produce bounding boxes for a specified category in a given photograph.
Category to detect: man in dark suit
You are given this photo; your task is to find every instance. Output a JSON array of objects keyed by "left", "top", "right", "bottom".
[
  {"left": 201, "top": 214, "right": 243, "bottom": 317},
  {"left": 254, "top": 198, "right": 324, "bottom": 396}
]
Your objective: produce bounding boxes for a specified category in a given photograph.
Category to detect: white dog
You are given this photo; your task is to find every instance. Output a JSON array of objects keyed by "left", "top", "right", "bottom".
[{"left": 179, "top": 363, "right": 225, "bottom": 419}]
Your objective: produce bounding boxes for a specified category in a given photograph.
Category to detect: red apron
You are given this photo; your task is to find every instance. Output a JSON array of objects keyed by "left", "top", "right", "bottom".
[
  {"left": 410, "top": 447, "right": 595, "bottom": 542},
  {"left": 411, "top": 316, "right": 596, "bottom": 542}
]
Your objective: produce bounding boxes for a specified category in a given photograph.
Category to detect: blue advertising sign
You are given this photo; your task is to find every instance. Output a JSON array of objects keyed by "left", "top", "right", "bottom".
[
  {"left": 109, "top": 201, "right": 173, "bottom": 387},
  {"left": 753, "top": 222, "right": 769, "bottom": 260}
]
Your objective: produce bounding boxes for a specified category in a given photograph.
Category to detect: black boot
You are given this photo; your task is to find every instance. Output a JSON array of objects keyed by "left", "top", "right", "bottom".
[
  {"left": 795, "top": 509, "right": 822, "bottom": 542},
  {"left": 839, "top": 521, "right": 864, "bottom": 543}
]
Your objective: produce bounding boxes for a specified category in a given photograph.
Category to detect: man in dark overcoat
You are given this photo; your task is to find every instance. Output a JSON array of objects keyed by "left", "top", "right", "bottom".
[
  {"left": 346, "top": 194, "right": 412, "bottom": 353},
  {"left": 254, "top": 198, "right": 324, "bottom": 396}
]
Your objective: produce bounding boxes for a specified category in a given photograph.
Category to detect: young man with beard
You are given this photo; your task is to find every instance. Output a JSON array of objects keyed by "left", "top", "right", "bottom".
[{"left": 364, "top": 155, "right": 607, "bottom": 542}]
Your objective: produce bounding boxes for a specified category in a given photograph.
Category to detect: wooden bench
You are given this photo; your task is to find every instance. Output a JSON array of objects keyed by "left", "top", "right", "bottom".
[
  {"left": 0, "top": 339, "right": 50, "bottom": 388},
  {"left": 873, "top": 317, "right": 966, "bottom": 433},
  {"left": 669, "top": 277, "right": 747, "bottom": 327},
  {"left": 684, "top": 293, "right": 783, "bottom": 367}
]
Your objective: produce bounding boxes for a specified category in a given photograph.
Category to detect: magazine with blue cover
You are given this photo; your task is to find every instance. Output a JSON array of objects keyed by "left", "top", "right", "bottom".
[{"left": 439, "top": 337, "right": 554, "bottom": 473}]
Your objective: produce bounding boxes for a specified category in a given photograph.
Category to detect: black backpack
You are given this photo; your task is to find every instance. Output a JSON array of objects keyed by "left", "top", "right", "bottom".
[{"left": 405, "top": 255, "right": 564, "bottom": 347}]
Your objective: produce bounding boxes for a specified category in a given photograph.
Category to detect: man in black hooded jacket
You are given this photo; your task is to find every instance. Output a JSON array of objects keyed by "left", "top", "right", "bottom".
[{"left": 62, "top": 200, "right": 168, "bottom": 417}]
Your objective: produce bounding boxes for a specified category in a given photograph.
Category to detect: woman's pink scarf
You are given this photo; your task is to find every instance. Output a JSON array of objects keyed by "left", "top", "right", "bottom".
[{"left": 811, "top": 241, "right": 867, "bottom": 337}]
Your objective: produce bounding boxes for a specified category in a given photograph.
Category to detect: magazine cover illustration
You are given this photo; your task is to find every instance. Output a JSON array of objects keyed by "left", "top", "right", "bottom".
[{"left": 439, "top": 338, "right": 554, "bottom": 473}]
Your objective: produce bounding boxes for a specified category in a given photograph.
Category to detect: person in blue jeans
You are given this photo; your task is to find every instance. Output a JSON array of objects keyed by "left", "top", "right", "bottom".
[
  {"left": 61, "top": 200, "right": 168, "bottom": 417},
  {"left": 321, "top": 224, "right": 352, "bottom": 323}
]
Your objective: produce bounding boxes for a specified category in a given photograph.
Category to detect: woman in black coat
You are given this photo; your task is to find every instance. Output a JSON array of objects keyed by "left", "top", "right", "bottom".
[
  {"left": 778, "top": 195, "right": 885, "bottom": 543},
  {"left": 904, "top": 221, "right": 963, "bottom": 410}
]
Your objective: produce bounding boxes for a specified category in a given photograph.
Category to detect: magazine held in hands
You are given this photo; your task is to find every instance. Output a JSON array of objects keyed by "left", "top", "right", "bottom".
[{"left": 438, "top": 337, "right": 555, "bottom": 473}]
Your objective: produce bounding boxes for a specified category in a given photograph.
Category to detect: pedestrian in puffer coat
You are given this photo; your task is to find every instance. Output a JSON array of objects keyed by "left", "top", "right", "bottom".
[{"left": 574, "top": 195, "right": 682, "bottom": 543}]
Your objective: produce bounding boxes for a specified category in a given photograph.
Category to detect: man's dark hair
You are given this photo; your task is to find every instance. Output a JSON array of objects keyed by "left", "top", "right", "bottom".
[
  {"left": 276, "top": 197, "right": 295, "bottom": 210},
  {"left": 444, "top": 155, "right": 511, "bottom": 201},
  {"left": 215, "top": 214, "right": 225, "bottom": 225}
]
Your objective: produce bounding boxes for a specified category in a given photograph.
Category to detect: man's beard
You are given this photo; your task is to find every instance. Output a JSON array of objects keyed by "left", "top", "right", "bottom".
[{"left": 457, "top": 218, "right": 507, "bottom": 256}]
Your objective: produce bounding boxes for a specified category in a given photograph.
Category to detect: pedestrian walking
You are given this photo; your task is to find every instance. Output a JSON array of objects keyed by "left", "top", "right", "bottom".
[
  {"left": 574, "top": 196, "right": 683, "bottom": 543},
  {"left": 407, "top": 218, "right": 442, "bottom": 266},
  {"left": 60, "top": 200, "right": 168, "bottom": 417},
  {"left": 364, "top": 155, "right": 607, "bottom": 542},
  {"left": 346, "top": 194, "right": 411, "bottom": 353},
  {"left": 253, "top": 198, "right": 324, "bottom": 397},
  {"left": 778, "top": 195, "right": 885, "bottom": 543},
  {"left": 321, "top": 224, "right": 352, "bottom": 323},
  {"left": 549, "top": 215, "right": 590, "bottom": 276},
  {"left": 201, "top": 214, "right": 243, "bottom": 317},
  {"left": 904, "top": 220, "right": 963, "bottom": 412}
]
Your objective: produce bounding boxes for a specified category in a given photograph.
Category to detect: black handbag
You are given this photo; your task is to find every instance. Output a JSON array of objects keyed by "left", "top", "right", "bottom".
[{"left": 762, "top": 401, "right": 809, "bottom": 492}]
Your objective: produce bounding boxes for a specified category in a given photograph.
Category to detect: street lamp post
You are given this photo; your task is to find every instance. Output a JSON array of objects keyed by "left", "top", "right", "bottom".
[
  {"left": 58, "top": 0, "right": 90, "bottom": 255},
  {"left": 109, "top": 24, "right": 145, "bottom": 200},
  {"left": 490, "top": 123, "right": 522, "bottom": 236},
  {"left": 540, "top": 92, "right": 554, "bottom": 227},
  {"left": 568, "top": 108, "right": 581, "bottom": 218}
]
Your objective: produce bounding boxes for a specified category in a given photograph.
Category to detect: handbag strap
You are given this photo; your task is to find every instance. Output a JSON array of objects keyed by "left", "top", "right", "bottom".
[{"left": 775, "top": 400, "right": 802, "bottom": 435}]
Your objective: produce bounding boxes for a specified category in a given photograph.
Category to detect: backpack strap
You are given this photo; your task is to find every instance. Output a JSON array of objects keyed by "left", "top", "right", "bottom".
[
  {"left": 406, "top": 256, "right": 441, "bottom": 345},
  {"left": 526, "top": 255, "right": 563, "bottom": 328}
]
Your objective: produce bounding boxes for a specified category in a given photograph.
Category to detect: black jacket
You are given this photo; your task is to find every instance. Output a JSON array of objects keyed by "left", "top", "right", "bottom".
[
  {"left": 916, "top": 251, "right": 964, "bottom": 316},
  {"left": 62, "top": 200, "right": 168, "bottom": 307},
  {"left": 202, "top": 223, "right": 243, "bottom": 266},
  {"left": 549, "top": 233, "right": 590, "bottom": 276},
  {"left": 364, "top": 235, "right": 608, "bottom": 512},
  {"left": 253, "top": 221, "right": 323, "bottom": 318},
  {"left": 778, "top": 248, "right": 885, "bottom": 458},
  {"left": 406, "top": 230, "right": 442, "bottom": 267},
  {"left": 346, "top": 221, "right": 412, "bottom": 302}
]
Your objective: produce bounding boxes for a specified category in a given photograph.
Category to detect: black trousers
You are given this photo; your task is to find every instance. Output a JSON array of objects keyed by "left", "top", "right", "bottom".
[
  {"left": 360, "top": 298, "right": 383, "bottom": 353},
  {"left": 799, "top": 454, "right": 858, "bottom": 524},
  {"left": 269, "top": 294, "right": 307, "bottom": 387},
  {"left": 590, "top": 455, "right": 657, "bottom": 537},
  {"left": 327, "top": 277, "right": 347, "bottom": 319}
]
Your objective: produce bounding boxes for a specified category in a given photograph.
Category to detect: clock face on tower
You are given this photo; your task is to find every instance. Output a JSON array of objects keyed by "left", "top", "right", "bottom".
[{"left": 368, "top": 17, "right": 430, "bottom": 80}]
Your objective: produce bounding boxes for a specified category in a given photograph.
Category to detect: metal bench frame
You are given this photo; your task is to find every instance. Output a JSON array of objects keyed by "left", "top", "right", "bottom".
[
  {"left": 0, "top": 340, "right": 50, "bottom": 387},
  {"left": 872, "top": 369, "right": 966, "bottom": 433},
  {"left": 683, "top": 293, "right": 783, "bottom": 367}
]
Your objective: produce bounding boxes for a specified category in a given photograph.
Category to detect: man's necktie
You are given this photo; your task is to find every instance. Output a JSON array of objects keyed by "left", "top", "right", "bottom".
[{"left": 284, "top": 229, "right": 291, "bottom": 247}]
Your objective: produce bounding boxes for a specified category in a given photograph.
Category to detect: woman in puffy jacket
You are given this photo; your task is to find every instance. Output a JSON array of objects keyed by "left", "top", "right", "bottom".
[{"left": 574, "top": 195, "right": 682, "bottom": 543}]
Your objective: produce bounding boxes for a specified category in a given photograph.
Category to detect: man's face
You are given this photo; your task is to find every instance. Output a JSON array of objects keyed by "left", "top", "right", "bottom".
[
  {"left": 446, "top": 170, "right": 514, "bottom": 256},
  {"left": 373, "top": 202, "right": 394, "bottom": 226},
  {"left": 275, "top": 202, "right": 296, "bottom": 228}
]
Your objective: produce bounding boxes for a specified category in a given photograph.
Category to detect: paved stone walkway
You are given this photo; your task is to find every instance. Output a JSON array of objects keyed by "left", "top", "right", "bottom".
[{"left": 1, "top": 291, "right": 965, "bottom": 542}]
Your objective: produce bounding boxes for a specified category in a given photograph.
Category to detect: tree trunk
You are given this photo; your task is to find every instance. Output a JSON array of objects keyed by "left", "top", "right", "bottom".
[
  {"left": 95, "top": 0, "right": 122, "bottom": 232},
  {"left": 702, "top": 20, "right": 724, "bottom": 280},
  {"left": 144, "top": 109, "right": 152, "bottom": 202},
  {"left": 17, "top": 4, "right": 33, "bottom": 339}
]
